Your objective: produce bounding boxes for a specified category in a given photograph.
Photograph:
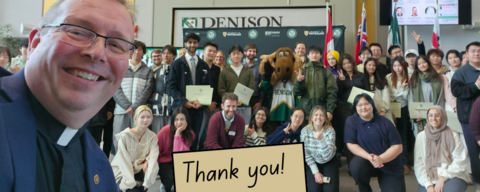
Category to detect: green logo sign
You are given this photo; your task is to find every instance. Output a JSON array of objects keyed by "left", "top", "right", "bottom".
[
  {"left": 207, "top": 30, "right": 216, "bottom": 40},
  {"left": 182, "top": 17, "right": 197, "bottom": 28},
  {"left": 287, "top": 29, "right": 297, "bottom": 39},
  {"left": 248, "top": 29, "right": 258, "bottom": 39},
  {"left": 227, "top": 57, "right": 232, "bottom": 65},
  {"left": 333, "top": 28, "right": 342, "bottom": 38}
]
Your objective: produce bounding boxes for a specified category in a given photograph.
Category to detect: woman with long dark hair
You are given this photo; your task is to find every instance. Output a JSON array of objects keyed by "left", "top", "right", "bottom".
[
  {"left": 266, "top": 107, "right": 306, "bottom": 144},
  {"left": 244, "top": 107, "right": 272, "bottom": 146},
  {"left": 157, "top": 107, "right": 194, "bottom": 192},
  {"left": 364, "top": 57, "right": 393, "bottom": 123},
  {"left": 408, "top": 55, "right": 444, "bottom": 136}
]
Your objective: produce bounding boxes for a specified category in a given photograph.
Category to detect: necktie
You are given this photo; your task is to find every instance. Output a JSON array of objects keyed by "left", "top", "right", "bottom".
[{"left": 190, "top": 57, "right": 196, "bottom": 85}]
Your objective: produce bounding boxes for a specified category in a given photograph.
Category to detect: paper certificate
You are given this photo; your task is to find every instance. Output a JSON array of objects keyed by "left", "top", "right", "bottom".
[
  {"left": 233, "top": 83, "right": 254, "bottom": 106},
  {"left": 347, "top": 87, "right": 374, "bottom": 104},
  {"left": 391, "top": 102, "right": 401, "bottom": 118},
  {"left": 408, "top": 102, "right": 433, "bottom": 119},
  {"left": 186, "top": 85, "right": 213, "bottom": 106},
  {"left": 446, "top": 111, "right": 462, "bottom": 133}
]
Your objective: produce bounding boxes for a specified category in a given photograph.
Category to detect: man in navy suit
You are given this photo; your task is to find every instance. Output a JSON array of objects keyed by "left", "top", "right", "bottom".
[
  {"left": 168, "top": 33, "right": 211, "bottom": 151},
  {"left": 0, "top": 0, "right": 136, "bottom": 191}
]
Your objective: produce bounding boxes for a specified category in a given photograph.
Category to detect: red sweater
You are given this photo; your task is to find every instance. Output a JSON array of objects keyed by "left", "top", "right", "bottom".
[
  {"left": 204, "top": 111, "right": 245, "bottom": 149},
  {"left": 157, "top": 125, "right": 194, "bottom": 164}
]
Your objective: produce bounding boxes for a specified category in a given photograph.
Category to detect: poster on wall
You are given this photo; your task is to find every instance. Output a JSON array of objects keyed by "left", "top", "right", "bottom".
[
  {"left": 183, "top": 26, "right": 345, "bottom": 64},
  {"left": 394, "top": 0, "right": 459, "bottom": 25},
  {"left": 173, "top": 7, "right": 330, "bottom": 46}
]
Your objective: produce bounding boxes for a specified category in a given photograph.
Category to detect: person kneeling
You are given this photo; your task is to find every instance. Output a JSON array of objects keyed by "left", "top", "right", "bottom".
[
  {"left": 112, "top": 105, "right": 159, "bottom": 192},
  {"left": 301, "top": 106, "right": 339, "bottom": 192},
  {"left": 414, "top": 106, "right": 470, "bottom": 192},
  {"left": 266, "top": 108, "right": 306, "bottom": 144}
]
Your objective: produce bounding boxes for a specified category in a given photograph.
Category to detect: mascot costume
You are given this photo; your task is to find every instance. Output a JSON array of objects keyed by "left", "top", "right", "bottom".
[{"left": 259, "top": 47, "right": 303, "bottom": 122}]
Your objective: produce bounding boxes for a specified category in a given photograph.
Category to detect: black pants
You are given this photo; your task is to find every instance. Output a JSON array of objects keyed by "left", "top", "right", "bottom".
[
  {"left": 395, "top": 106, "right": 411, "bottom": 166},
  {"left": 249, "top": 95, "right": 261, "bottom": 112},
  {"left": 350, "top": 156, "right": 405, "bottom": 192},
  {"left": 188, "top": 108, "right": 204, "bottom": 151},
  {"left": 305, "top": 157, "right": 340, "bottom": 192},
  {"left": 103, "top": 117, "right": 114, "bottom": 158},
  {"left": 159, "top": 162, "right": 174, "bottom": 192},
  {"left": 461, "top": 123, "right": 480, "bottom": 183},
  {"left": 333, "top": 101, "right": 352, "bottom": 155}
]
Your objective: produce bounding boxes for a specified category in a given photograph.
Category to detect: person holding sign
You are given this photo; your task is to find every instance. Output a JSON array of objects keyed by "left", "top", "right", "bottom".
[
  {"left": 168, "top": 33, "right": 211, "bottom": 151},
  {"left": 345, "top": 94, "right": 405, "bottom": 192},
  {"left": 332, "top": 53, "right": 369, "bottom": 155},
  {"left": 266, "top": 108, "right": 306, "bottom": 144},
  {"left": 218, "top": 45, "right": 255, "bottom": 103},
  {"left": 204, "top": 93, "right": 245, "bottom": 149},
  {"left": 301, "top": 106, "right": 339, "bottom": 192},
  {"left": 414, "top": 105, "right": 470, "bottom": 192},
  {"left": 294, "top": 45, "right": 337, "bottom": 121},
  {"left": 408, "top": 55, "right": 444, "bottom": 136},
  {"left": 386, "top": 57, "right": 411, "bottom": 175},
  {"left": 244, "top": 107, "right": 273, "bottom": 146},
  {"left": 157, "top": 107, "right": 195, "bottom": 192},
  {"left": 111, "top": 106, "right": 159, "bottom": 192}
]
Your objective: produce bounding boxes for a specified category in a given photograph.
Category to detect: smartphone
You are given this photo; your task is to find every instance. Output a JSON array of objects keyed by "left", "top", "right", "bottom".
[{"left": 322, "top": 177, "right": 330, "bottom": 183}]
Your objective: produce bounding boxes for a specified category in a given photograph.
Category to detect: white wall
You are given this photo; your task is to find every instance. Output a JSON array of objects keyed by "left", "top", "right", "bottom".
[{"left": 0, "top": 0, "right": 43, "bottom": 37}]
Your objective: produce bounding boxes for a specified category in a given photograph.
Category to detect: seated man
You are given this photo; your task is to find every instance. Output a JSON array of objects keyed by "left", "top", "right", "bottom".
[{"left": 204, "top": 93, "right": 245, "bottom": 149}]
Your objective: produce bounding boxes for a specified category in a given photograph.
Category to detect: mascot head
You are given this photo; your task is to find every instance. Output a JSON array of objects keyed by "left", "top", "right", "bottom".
[{"left": 260, "top": 47, "right": 303, "bottom": 85}]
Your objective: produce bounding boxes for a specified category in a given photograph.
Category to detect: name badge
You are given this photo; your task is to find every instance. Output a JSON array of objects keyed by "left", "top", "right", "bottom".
[{"left": 228, "top": 131, "right": 236, "bottom": 136}]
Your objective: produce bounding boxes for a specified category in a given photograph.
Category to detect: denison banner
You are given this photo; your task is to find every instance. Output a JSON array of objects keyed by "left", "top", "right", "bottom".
[
  {"left": 172, "top": 143, "right": 306, "bottom": 192},
  {"left": 183, "top": 26, "right": 345, "bottom": 62}
]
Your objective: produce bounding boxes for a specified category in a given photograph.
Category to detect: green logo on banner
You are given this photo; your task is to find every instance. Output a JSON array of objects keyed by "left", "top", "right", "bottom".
[
  {"left": 227, "top": 57, "right": 232, "bottom": 65},
  {"left": 287, "top": 29, "right": 297, "bottom": 39},
  {"left": 182, "top": 18, "right": 197, "bottom": 28},
  {"left": 248, "top": 29, "right": 258, "bottom": 39},
  {"left": 207, "top": 30, "right": 216, "bottom": 40},
  {"left": 333, "top": 28, "right": 342, "bottom": 38}
]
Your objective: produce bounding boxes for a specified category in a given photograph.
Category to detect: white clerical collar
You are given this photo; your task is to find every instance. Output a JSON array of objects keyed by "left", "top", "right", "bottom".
[{"left": 57, "top": 127, "right": 78, "bottom": 146}]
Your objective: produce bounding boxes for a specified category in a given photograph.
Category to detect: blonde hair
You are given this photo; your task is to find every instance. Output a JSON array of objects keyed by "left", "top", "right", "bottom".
[
  {"left": 215, "top": 50, "right": 227, "bottom": 70},
  {"left": 134, "top": 105, "right": 153, "bottom": 122},
  {"left": 41, "top": 0, "right": 136, "bottom": 27},
  {"left": 307, "top": 106, "right": 332, "bottom": 132}
]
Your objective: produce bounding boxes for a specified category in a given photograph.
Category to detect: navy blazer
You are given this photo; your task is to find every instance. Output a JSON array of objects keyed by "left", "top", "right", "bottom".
[
  {"left": 167, "top": 55, "right": 211, "bottom": 108},
  {"left": 0, "top": 70, "right": 117, "bottom": 191}
]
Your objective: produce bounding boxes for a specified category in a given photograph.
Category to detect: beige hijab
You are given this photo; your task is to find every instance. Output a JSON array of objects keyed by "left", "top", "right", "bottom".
[{"left": 424, "top": 105, "right": 455, "bottom": 180}]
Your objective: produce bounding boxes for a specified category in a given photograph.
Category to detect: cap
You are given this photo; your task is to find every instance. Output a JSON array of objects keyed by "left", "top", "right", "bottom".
[{"left": 404, "top": 49, "right": 419, "bottom": 58}]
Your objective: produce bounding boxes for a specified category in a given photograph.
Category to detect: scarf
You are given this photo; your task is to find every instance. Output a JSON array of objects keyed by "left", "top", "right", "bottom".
[
  {"left": 411, "top": 72, "right": 443, "bottom": 103},
  {"left": 424, "top": 105, "right": 455, "bottom": 181}
]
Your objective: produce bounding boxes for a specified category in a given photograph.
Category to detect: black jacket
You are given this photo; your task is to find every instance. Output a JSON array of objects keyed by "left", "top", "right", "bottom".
[
  {"left": 88, "top": 98, "right": 115, "bottom": 127},
  {"left": 209, "top": 64, "right": 221, "bottom": 105},
  {"left": 452, "top": 63, "right": 480, "bottom": 123},
  {"left": 167, "top": 55, "right": 211, "bottom": 108}
]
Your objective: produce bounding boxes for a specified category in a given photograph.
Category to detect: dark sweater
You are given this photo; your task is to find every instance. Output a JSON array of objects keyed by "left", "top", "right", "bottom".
[
  {"left": 451, "top": 63, "right": 480, "bottom": 123},
  {"left": 204, "top": 111, "right": 245, "bottom": 149},
  {"left": 266, "top": 122, "right": 304, "bottom": 145},
  {"left": 470, "top": 97, "right": 480, "bottom": 141}
]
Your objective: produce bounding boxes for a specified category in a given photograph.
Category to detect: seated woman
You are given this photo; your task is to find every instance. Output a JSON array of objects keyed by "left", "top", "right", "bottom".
[
  {"left": 157, "top": 107, "right": 195, "bottom": 192},
  {"left": 266, "top": 108, "right": 305, "bottom": 144},
  {"left": 244, "top": 107, "right": 272, "bottom": 146},
  {"left": 301, "top": 106, "right": 339, "bottom": 192},
  {"left": 414, "top": 105, "right": 469, "bottom": 192},
  {"left": 345, "top": 94, "right": 405, "bottom": 192},
  {"left": 111, "top": 105, "right": 159, "bottom": 192}
]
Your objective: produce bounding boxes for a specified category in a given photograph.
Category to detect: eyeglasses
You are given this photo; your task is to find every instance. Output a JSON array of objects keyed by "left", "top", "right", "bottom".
[
  {"left": 361, "top": 53, "right": 372, "bottom": 57},
  {"left": 427, "top": 114, "right": 441, "bottom": 118},
  {"left": 356, "top": 103, "right": 371, "bottom": 108},
  {"left": 42, "top": 23, "right": 136, "bottom": 57}
]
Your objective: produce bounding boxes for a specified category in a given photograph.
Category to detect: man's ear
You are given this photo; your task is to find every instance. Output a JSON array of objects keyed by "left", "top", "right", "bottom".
[{"left": 28, "top": 27, "right": 41, "bottom": 57}]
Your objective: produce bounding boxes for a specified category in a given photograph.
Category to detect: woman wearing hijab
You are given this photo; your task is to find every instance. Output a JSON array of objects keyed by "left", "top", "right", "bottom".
[{"left": 414, "top": 105, "right": 469, "bottom": 192}]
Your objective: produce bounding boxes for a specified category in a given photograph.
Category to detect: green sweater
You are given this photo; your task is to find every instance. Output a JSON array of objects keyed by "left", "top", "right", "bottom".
[
  {"left": 218, "top": 65, "right": 255, "bottom": 98},
  {"left": 294, "top": 61, "right": 338, "bottom": 119}
]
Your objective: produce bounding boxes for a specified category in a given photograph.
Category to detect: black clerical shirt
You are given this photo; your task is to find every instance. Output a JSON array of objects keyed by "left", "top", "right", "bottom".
[{"left": 30, "top": 92, "right": 87, "bottom": 192}]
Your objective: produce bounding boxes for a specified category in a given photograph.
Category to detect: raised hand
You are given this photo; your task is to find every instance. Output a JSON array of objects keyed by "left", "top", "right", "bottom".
[
  {"left": 283, "top": 123, "right": 291, "bottom": 134},
  {"left": 247, "top": 124, "right": 256, "bottom": 136},
  {"left": 315, "top": 129, "right": 324, "bottom": 141},
  {"left": 338, "top": 70, "right": 346, "bottom": 80},
  {"left": 263, "top": 60, "right": 275, "bottom": 81},
  {"left": 411, "top": 31, "right": 423, "bottom": 44},
  {"left": 295, "top": 69, "right": 305, "bottom": 82},
  {"left": 400, "top": 79, "right": 409, "bottom": 88}
]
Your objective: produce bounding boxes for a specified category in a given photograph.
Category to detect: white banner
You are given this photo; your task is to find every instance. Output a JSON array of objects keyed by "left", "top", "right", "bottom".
[{"left": 173, "top": 7, "right": 328, "bottom": 46}]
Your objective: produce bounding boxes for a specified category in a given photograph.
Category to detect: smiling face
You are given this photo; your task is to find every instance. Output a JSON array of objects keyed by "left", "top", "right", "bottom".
[
  {"left": 214, "top": 51, "right": 225, "bottom": 67},
  {"left": 370, "top": 46, "right": 382, "bottom": 59},
  {"left": 429, "top": 53, "right": 442, "bottom": 66},
  {"left": 342, "top": 58, "right": 353, "bottom": 73},
  {"left": 229, "top": 49, "right": 243, "bottom": 65},
  {"left": 417, "top": 58, "right": 429, "bottom": 73},
  {"left": 135, "top": 110, "right": 152, "bottom": 128},
  {"left": 447, "top": 53, "right": 461, "bottom": 68},
  {"left": 151, "top": 51, "right": 162, "bottom": 65},
  {"left": 24, "top": 0, "right": 134, "bottom": 128},
  {"left": 221, "top": 99, "right": 238, "bottom": 120},
  {"left": 427, "top": 109, "right": 442, "bottom": 129},
  {"left": 162, "top": 49, "right": 174, "bottom": 64},
  {"left": 0, "top": 51, "right": 9, "bottom": 67},
  {"left": 245, "top": 48, "right": 257, "bottom": 61},
  {"left": 311, "top": 109, "right": 325, "bottom": 128},
  {"left": 174, "top": 113, "right": 187, "bottom": 129},
  {"left": 365, "top": 60, "right": 376, "bottom": 75},
  {"left": 327, "top": 54, "right": 337, "bottom": 67},
  {"left": 295, "top": 43, "right": 306, "bottom": 56},
  {"left": 393, "top": 61, "right": 404, "bottom": 76},
  {"left": 356, "top": 97, "right": 374, "bottom": 120},
  {"left": 290, "top": 110, "right": 305, "bottom": 128},
  {"left": 184, "top": 38, "right": 198, "bottom": 55},
  {"left": 204, "top": 45, "right": 217, "bottom": 63},
  {"left": 255, "top": 110, "right": 267, "bottom": 125}
]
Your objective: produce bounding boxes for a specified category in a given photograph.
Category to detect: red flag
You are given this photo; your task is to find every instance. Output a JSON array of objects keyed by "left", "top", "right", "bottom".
[
  {"left": 432, "top": 3, "right": 440, "bottom": 49},
  {"left": 355, "top": 2, "right": 368, "bottom": 65},
  {"left": 324, "top": 4, "right": 334, "bottom": 68}
]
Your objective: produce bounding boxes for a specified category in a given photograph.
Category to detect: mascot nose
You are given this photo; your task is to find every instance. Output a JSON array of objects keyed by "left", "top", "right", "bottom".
[
  {"left": 277, "top": 68, "right": 281, "bottom": 73},
  {"left": 286, "top": 67, "right": 290, "bottom": 73}
]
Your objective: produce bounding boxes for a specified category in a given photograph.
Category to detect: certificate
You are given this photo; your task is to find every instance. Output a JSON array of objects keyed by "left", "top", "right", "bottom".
[
  {"left": 408, "top": 102, "right": 433, "bottom": 119},
  {"left": 390, "top": 102, "right": 401, "bottom": 118},
  {"left": 186, "top": 85, "right": 213, "bottom": 106},
  {"left": 446, "top": 111, "right": 462, "bottom": 133},
  {"left": 347, "top": 87, "right": 374, "bottom": 104},
  {"left": 233, "top": 83, "right": 254, "bottom": 106}
]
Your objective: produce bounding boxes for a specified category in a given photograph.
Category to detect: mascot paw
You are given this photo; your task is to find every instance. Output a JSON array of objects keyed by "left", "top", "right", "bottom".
[{"left": 263, "top": 60, "right": 275, "bottom": 81}]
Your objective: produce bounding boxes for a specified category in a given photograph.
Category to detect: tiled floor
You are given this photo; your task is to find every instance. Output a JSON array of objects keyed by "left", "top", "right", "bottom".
[{"left": 147, "top": 157, "right": 478, "bottom": 192}]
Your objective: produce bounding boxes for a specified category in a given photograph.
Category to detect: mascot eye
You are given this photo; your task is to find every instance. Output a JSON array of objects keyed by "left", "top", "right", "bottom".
[
  {"left": 285, "top": 52, "right": 289, "bottom": 57},
  {"left": 279, "top": 52, "right": 284, "bottom": 57}
]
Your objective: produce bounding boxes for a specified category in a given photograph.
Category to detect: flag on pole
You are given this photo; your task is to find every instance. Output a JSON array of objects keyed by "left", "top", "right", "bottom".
[
  {"left": 387, "top": 2, "right": 402, "bottom": 58},
  {"left": 432, "top": 2, "right": 440, "bottom": 49},
  {"left": 355, "top": 2, "right": 368, "bottom": 65},
  {"left": 323, "top": 3, "right": 334, "bottom": 68},
  {"left": 323, "top": 2, "right": 335, "bottom": 68}
]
